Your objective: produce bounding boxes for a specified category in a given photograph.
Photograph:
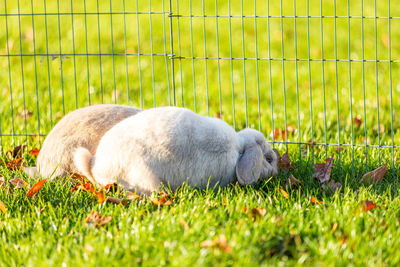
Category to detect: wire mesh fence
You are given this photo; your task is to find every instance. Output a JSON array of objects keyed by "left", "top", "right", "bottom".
[{"left": 0, "top": 0, "right": 399, "bottom": 179}]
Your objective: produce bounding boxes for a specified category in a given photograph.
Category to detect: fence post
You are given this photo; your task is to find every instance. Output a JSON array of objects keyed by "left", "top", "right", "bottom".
[{"left": 168, "top": 0, "right": 176, "bottom": 106}]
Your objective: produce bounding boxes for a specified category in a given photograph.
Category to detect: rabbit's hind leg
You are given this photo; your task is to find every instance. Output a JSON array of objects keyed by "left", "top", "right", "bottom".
[{"left": 122, "top": 165, "right": 162, "bottom": 196}]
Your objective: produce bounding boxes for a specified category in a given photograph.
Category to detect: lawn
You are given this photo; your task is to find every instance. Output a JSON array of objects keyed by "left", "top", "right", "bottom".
[{"left": 0, "top": 0, "right": 400, "bottom": 266}]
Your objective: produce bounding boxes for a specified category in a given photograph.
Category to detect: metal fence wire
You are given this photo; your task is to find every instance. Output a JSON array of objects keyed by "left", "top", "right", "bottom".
[{"left": 0, "top": 0, "right": 399, "bottom": 179}]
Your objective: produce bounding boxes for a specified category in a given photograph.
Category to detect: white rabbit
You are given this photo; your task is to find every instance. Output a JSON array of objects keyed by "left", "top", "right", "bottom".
[
  {"left": 73, "top": 106, "right": 278, "bottom": 195},
  {"left": 32, "top": 104, "right": 141, "bottom": 178}
]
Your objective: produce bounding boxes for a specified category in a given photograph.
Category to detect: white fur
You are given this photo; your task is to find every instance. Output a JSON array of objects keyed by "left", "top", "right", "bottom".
[{"left": 73, "top": 107, "right": 278, "bottom": 195}]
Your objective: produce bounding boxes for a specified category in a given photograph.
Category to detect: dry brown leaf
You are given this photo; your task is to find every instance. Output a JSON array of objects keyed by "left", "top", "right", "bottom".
[
  {"left": 0, "top": 175, "right": 5, "bottom": 187},
  {"left": 321, "top": 180, "right": 342, "bottom": 193},
  {"left": 200, "top": 235, "right": 232, "bottom": 253},
  {"left": 70, "top": 172, "right": 89, "bottom": 183},
  {"left": 28, "top": 148, "right": 40, "bottom": 157},
  {"left": 0, "top": 200, "right": 6, "bottom": 213},
  {"left": 26, "top": 179, "right": 46, "bottom": 197},
  {"left": 179, "top": 219, "right": 190, "bottom": 230},
  {"left": 10, "top": 177, "right": 29, "bottom": 189},
  {"left": 85, "top": 210, "right": 112, "bottom": 228},
  {"left": 285, "top": 174, "right": 301, "bottom": 188},
  {"left": 313, "top": 157, "right": 334, "bottom": 183},
  {"left": 279, "top": 188, "right": 289, "bottom": 199},
  {"left": 275, "top": 152, "right": 294, "bottom": 171},
  {"left": 106, "top": 197, "right": 129, "bottom": 206},
  {"left": 151, "top": 198, "right": 172, "bottom": 206},
  {"left": 353, "top": 117, "right": 362, "bottom": 127},
  {"left": 7, "top": 142, "right": 26, "bottom": 159},
  {"left": 249, "top": 208, "right": 266, "bottom": 219},
  {"left": 311, "top": 196, "right": 323, "bottom": 204},
  {"left": 126, "top": 191, "right": 141, "bottom": 201},
  {"left": 7, "top": 158, "right": 24, "bottom": 170},
  {"left": 360, "top": 166, "right": 387, "bottom": 184}
]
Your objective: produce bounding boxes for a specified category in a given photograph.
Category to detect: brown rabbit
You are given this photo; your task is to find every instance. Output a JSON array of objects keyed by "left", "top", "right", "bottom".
[{"left": 29, "top": 104, "right": 141, "bottom": 178}]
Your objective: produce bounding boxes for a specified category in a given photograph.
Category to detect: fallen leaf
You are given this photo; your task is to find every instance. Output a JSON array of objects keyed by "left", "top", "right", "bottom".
[
  {"left": 0, "top": 175, "right": 5, "bottom": 187},
  {"left": 0, "top": 200, "right": 6, "bottom": 213},
  {"left": 313, "top": 157, "right": 334, "bottom": 183},
  {"left": 151, "top": 198, "right": 172, "bottom": 206},
  {"left": 353, "top": 117, "right": 362, "bottom": 127},
  {"left": 321, "top": 180, "right": 342, "bottom": 193},
  {"left": 274, "top": 124, "right": 296, "bottom": 140},
  {"left": 200, "top": 235, "right": 231, "bottom": 253},
  {"left": 95, "top": 191, "right": 105, "bottom": 203},
  {"left": 285, "top": 174, "right": 301, "bottom": 188},
  {"left": 249, "top": 208, "right": 266, "bottom": 219},
  {"left": 71, "top": 182, "right": 95, "bottom": 193},
  {"left": 361, "top": 166, "right": 387, "bottom": 184},
  {"left": 151, "top": 191, "right": 173, "bottom": 206},
  {"left": 278, "top": 153, "right": 294, "bottom": 171},
  {"left": 103, "top": 183, "right": 118, "bottom": 193},
  {"left": 7, "top": 158, "right": 24, "bottom": 170},
  {"left": 26, "top": 179, "right": 47, "bottom": 197},
  {"left": 28, "top": 148, "right": 40, "bottom": 157},
  {"left": 361, "top": 200, "right": 377, "bottom": 212},
  {"left": 273, "top": 129, "right": 281, "bottom": 139},
  {"left": 85, "top": 210, "right": 112, "bottom": 228},
  {"left": 311, "top": 196, "right": 323, "bottom": 204},
  {"left": 70, "top": 172, "right": 89, "bottom": 183},
  {"left": 126, "top": 191, "right": 141, "bottom": 201},
  {"left": 7, "top": 142, "right": 26, "bottom": 159},
  {"left": 279, "top": 188, "right": 289, "bottom": 199},
  {"left": 106, "top": 197, "right": 128, "bottom": 205},
  {"left": 179, "top": 219, "right": 190, "bottom": 230},
  {"left": 9, "top": 177, "right": 29, "bottom": 189}
]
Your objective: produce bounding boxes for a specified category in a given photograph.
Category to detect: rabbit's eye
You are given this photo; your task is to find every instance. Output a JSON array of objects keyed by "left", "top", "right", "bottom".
[{"left": 265, "top": 155, "right": 273, "bottom": 164}]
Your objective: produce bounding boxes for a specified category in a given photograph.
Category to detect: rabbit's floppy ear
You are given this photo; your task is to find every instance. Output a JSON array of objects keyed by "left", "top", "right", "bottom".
[{"left": 236, "top": 144, "right": 263, "bottom": 185}]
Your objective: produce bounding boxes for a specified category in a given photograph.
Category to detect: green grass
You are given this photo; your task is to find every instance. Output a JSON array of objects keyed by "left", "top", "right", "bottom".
[
  {"left": 0, "top": 0, "right": 399, "bottom": 265},
  {"left": 1, "top": 151, "right": 400, "bottom": 266}
]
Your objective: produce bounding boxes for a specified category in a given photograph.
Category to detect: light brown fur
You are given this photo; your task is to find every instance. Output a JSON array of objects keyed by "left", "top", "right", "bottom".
[{"left": 37, "top": 104, "right": 141, "bottom": 178}]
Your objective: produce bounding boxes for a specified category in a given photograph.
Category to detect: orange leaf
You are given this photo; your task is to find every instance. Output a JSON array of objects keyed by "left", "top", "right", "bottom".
[
  {"left": 279, "top": 188, "right": 289, "bottom": 199},
  {"left": 311, "top": 196, "right": 323, "bottom": 204},
  {"left": 28, "top": 148, "right": 40, "bottom": 157},
  {"left": 95, "top": 191, "right": 105, "bottom": 203},
  {"left": 26, "top": 179, "right": 47, "bottom": 197},
  {"left": 7, "top": 158, "right": 23, "bottom": 170},
  {"left": 362, "top": 200, "right": 377, "bottom": 212},
  {"left": 71, "top": 182, "right": 95, "bottom": 193},
  {"left": 353, "top": 117, "right": 362, "bottom": 127},
  {"left": 151, "top": 191, "right": 173, "bottom": 206},
  {"left": 0, "top": 200, "right": 6, "bottom": 213},
  {"left": 361, "top": 166, "right": 387, "bottom": 184}
]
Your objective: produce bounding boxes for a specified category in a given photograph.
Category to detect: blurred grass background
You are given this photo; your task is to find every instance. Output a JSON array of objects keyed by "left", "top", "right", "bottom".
[{"left": 0, "top": 0, "right": 399, "bottom": 176}]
